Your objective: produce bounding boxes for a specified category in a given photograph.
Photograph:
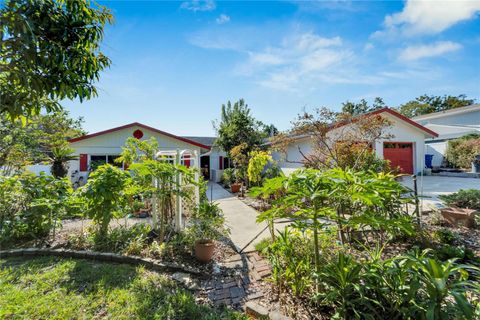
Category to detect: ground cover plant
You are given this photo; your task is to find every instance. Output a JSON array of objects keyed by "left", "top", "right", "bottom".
[{"left": 0, "top": 256, "right": 246, "bottom": 320}]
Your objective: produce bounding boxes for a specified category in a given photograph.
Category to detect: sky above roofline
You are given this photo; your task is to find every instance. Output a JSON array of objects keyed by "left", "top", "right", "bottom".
[{"left": 63, "top": 0, "right": 480, "bottom": 136}]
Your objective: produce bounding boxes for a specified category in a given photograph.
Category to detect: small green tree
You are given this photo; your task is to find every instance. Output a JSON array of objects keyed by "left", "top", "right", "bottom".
[{"left": 78, "top": 164, "right": 130, "bottom": 238}]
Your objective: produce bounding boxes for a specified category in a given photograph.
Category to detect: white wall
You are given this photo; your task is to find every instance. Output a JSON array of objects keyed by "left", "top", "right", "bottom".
[
  {"left": 69, "top": 125, "right": 203, "bottom": 181},
  {"left": 425, "top": 141, "right": 447, "bottom": 168},
  {"left": 416, "top": 110, "right": 480, "bottom": 127},
  {"left": 208, "top": 146, "right": 228, "bottom": 181}
]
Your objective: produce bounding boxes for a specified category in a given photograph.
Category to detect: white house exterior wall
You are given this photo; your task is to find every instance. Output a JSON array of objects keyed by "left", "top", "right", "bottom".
[
  {"left": 68, "top": 125, "right": 202, "bottom": 179},
  {"left": 273, "top": 113, "right": 428, "bottom": 175}
]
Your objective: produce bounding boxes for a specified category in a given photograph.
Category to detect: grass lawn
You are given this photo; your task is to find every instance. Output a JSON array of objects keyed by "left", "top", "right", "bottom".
[{"left": 0, "top": 256, "right": 246, "bottom": 320}]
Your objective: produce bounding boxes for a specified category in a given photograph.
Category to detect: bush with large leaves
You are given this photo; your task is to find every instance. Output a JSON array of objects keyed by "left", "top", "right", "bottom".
[
  {"left": 76, "top": 164, "right": 130, "bottom": 238},
  {"left": 0, "top": 173, "right": 72, "bottom": 244}
]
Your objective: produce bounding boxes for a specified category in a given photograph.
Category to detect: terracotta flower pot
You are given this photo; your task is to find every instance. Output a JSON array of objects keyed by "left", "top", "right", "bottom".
[
  {"left": 195, "top": 239, "right": 215, "bottom": 262},
  {"left": 230, "top": 183, "right": 241, "bottom": 193}
]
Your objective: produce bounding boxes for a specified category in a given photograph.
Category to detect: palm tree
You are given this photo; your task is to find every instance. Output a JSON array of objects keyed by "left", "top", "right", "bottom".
[{"left": 49, "top": 146, "right": 78, "bottom": 178}]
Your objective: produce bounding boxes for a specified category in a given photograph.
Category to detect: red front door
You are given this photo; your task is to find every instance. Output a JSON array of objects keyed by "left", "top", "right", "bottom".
[{"left": 383, "top": 142, "right": 414, "bottom": 174}]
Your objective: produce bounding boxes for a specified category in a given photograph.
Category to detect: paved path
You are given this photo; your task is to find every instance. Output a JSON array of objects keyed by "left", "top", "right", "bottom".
[{"left": 207, "top": 182, "right": 273, "bottom": 253}]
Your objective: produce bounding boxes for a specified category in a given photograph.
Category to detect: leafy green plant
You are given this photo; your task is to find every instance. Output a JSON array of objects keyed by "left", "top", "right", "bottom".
[
  {"left": 266, "top": 228, "right": 316, "bottom": 297},
  {"left": 445, "top": 136, "right": 480, "bottom": 169},
  {"left": 0, "top": 173, "right": 73, "bottom": 245},
  {"left": 402, "top": 252, "right": 479, "bottom": 319},
  {"left": 186, "top": 202, "right": 229, "bottom": 243},
  {"left": 247, "top": 150, "right": 273, "bottom": 185},
  {"left": 49, "top": 146, "right": 78, "bottom": 178},
  {"left": 221, "top": 168, "right": 235, "bottom": 187},
  {"left": 76, "top": 164, "right": 131, "bottom": 238},
  {"left": 129, "top": 159, "right": 194, "bottom": 243},
  {"left": 439, "top": 189, "right": 480, "bottom": 210},
  {"left": 434, "top": 228, "right": 460, "bottom": 245}
]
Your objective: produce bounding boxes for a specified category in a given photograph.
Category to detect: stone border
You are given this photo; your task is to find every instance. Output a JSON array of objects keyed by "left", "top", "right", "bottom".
[{"left": 0, "top": 248, "right": 201, "bottom": 275}]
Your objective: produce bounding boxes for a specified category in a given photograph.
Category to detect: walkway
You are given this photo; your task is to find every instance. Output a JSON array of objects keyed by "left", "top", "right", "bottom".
[{"left": 207, "top": 182, "right": 272, "bottom": 252}]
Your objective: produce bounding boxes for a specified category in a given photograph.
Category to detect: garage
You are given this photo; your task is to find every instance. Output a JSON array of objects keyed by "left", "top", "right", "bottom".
[{"left": 383, "top": 142, "right": 413, "bottom": 174}]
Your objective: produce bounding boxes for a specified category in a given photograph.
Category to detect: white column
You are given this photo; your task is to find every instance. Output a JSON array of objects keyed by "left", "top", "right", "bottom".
[{"left": 175, "top": 149, "right": 182, "bottom": 232}]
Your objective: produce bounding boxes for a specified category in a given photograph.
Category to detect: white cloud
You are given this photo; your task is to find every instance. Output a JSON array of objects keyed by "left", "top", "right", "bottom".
[
  {"left": 180, "top": 0, "right": 216, "bottom": 12},
  {"left": 216, "top": 14, "right": 230, "bottom": 24},
  {"left": 377, "top": 0, "right": 480, "bottom": 37},
  {"left": 235, "top": 32, "right": 359, "bottom": 91},
  {"left": 398, "top": 41, "right": 462, "bottom": 61}
]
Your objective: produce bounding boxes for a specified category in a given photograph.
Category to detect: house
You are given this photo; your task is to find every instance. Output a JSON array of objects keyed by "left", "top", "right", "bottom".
[
  {"left": 66, "top": 123, "right": 216, "bottom": 184},
  {"left": 271, "top": 108, "right": 438, "bottom": 175},
  {"left": 412, "top": 104, "right": 480, "bottom": 167}
]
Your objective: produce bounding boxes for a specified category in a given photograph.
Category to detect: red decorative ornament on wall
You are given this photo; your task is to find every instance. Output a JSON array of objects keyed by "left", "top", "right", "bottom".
[{"left": 133, "top": 129, "right": 144, "bottom": 139}]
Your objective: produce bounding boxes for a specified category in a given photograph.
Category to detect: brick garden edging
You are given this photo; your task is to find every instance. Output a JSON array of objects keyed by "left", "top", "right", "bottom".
[{"left": 0, "top": 248, "right": 201, "bottom": 275}]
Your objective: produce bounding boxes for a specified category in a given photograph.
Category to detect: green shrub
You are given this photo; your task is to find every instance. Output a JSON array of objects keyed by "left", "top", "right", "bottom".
[
  {"left": 76, "top": 164, "right": 131, "bottom": 238},
  {"left": 221, "top": 168, "right": 235, "bottom": 187},
  {"left": 0, "top": 173, "right": 73, "bottom": 245},
  {"left": 445, "top": 135, "right": 480, "bottom": 168},
  {"left": 434, "top": 228, "right": 460, "bottom": 244},
  {"left": 439, "top": 189, "right": 480, "bottom": 210}
]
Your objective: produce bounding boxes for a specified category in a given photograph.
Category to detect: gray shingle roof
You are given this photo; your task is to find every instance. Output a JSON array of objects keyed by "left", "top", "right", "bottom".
[{"left": 181, "top": 136, "right": 217, "bottom": 147}]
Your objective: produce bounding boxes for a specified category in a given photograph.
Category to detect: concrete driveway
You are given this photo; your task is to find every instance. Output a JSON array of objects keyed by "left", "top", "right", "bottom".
[{"left": 400, "top": 175, "right": 479, "bottom": 209}]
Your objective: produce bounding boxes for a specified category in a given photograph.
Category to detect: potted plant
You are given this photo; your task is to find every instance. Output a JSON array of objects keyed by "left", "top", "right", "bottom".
[
  {"left": 222, "top": 168, "right": 235, "bottom": 188},
  {"left": 230, "top": 168, "right": 244, "bottom": 193},
  {"left": 189, "top": 202, "right": 229, "bottom": 262}
]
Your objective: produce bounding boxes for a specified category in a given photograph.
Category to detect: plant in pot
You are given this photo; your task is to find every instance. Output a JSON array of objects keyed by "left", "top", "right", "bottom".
[
  {"left": 222, "top": 168, "right": 235, "bottom": 189},
  {"left": 230, "top": 169, "right": 243, "bottom": 193},
  {"left": 189, "top": 201, "right": 229, "bottom": 262}
]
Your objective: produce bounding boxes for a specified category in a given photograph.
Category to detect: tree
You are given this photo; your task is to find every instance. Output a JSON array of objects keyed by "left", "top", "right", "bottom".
[
  {"left": 1, "top": 0, "right": 113, "bottom": 118},
  {"left": 341, "top": 97, "right": 386, "bottom": 116},
  {"left": 0, "top": 111, "right": 84, "bottom": 175},
  {"left": 397, "top": 94, "right": 476, "bottom": 118},
  {"left": 214, "top": 99, "right": 266, "bottom": 155}
]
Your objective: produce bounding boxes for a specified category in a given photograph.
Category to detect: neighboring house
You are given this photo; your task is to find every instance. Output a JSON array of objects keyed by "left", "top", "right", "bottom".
[
  {"left": 412, "top": 104, "right": 480, "bottom": 167},
  {"left": 271, "top": 108, "right": 438, "bottom": 175}
]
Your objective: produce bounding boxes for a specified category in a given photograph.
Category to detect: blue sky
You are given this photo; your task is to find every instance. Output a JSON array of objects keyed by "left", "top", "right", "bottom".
[{"left": 64, "top": 0, "right": 480, "bottom": 136}]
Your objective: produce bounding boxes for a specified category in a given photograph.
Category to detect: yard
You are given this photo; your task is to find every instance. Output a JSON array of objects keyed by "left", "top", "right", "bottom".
[{"left": 0, "top": 256, "right": 245, "bottom": 320}]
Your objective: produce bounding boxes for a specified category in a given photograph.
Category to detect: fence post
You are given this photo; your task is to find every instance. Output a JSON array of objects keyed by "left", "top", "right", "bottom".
[{"left": 412, "top": 174, "right": 421, "bottom": 226}]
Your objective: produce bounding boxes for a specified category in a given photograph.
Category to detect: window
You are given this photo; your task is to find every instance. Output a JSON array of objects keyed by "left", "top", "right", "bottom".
[{"left": 89, "top": 155, "right": 122, "bottom": 169}]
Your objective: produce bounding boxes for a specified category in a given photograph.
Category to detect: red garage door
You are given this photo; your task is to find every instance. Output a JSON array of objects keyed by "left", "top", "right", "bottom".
[{"left": 383, "top": 142, "right": 413, "bottom": 174}]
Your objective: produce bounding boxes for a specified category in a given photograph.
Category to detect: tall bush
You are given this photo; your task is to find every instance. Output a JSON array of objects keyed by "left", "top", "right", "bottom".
[
  {"left": 0, "top": 173, "right": 72, "bottom": 244},
  {"left": 445, "top": 135, "right": 480, "bottom": 168},
  {"left": 77, "top": 164, "right": 130, "bottom": 238},
  {"left": 247, "top": 150, "right": 273, "bottom": 185}
]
